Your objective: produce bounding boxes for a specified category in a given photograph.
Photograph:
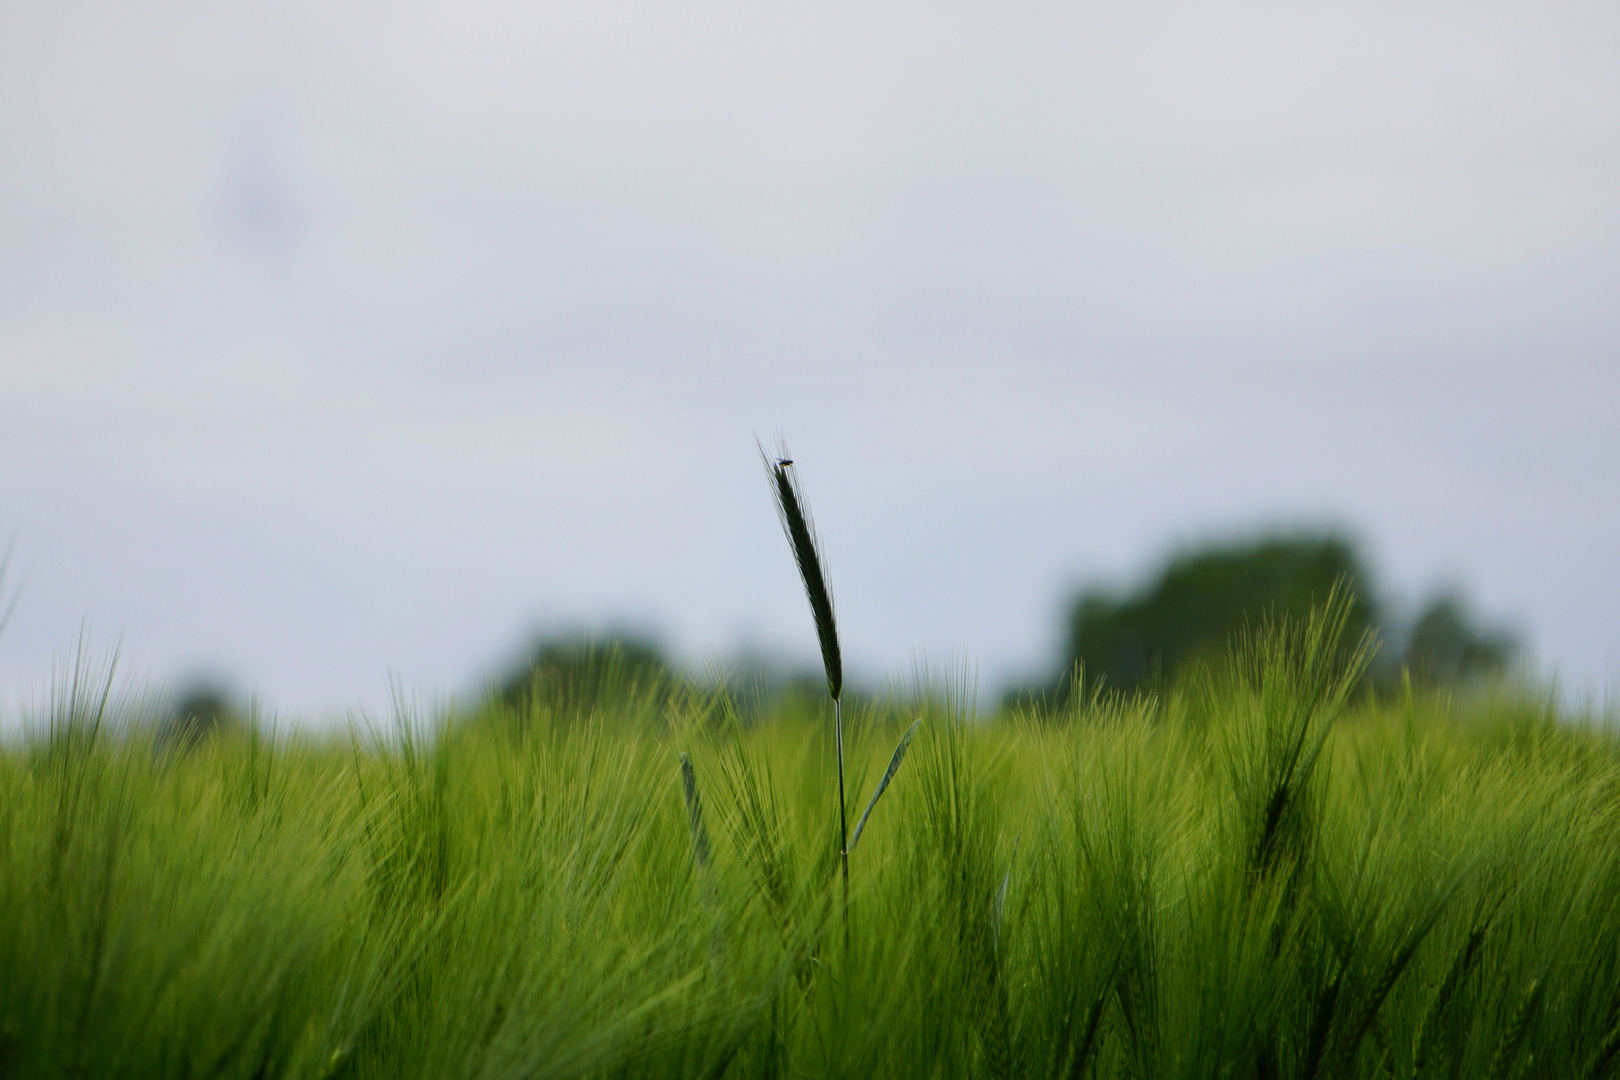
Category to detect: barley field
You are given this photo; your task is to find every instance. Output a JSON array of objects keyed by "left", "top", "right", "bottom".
[{"left": 3, "top": 604, "right": 1618, "bottom": 1080}]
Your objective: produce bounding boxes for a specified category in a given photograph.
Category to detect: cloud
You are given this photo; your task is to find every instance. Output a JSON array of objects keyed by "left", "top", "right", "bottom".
[{"left": 1, "top": 1, "right": 1616, "bottom": 717}]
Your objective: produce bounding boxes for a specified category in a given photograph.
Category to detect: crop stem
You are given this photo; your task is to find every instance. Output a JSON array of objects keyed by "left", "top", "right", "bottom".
[{"left": 836, "top": 696, "right": 849, "bottom": 888}]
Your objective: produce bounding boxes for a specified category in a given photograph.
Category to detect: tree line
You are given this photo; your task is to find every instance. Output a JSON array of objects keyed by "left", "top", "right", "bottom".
[{"left": 162, "top": 530, "right": 1517, "bottom": 740}]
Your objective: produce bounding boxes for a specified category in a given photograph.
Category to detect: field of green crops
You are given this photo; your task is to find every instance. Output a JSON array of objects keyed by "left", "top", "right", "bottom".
[{"left": 3, "top": 610, "right": 1619, "bottom": 1079}]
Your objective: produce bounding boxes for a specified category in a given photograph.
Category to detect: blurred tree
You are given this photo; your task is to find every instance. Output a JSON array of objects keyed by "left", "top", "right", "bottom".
[
  {"left": 1042, "top": 534, "right": 1380, "bottom": 703},
  {"left": 493, "top": 635, "right": 672, "bottom": 725},
  {"left": 710, "top": 649, "right": 833, "bottom": 723},
  {"left": 1400, "top": 593, "right": 1517, "bottom": 686},
  {"left": 158, "top": 681, "right": 238, "bottom": 750}
]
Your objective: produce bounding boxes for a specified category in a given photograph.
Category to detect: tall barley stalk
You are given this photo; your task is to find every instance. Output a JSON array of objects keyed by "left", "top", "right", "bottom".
[
  {"left": 848, "top": 719, "right": 921, "bottom": 854},
  {"left": 761, "top": 443, "right": 849, "bottom": 908}
]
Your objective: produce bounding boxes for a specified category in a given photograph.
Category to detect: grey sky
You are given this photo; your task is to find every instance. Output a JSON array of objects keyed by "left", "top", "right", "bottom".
[{"left": 2, "top": 1, "right": 1617, "bottom": 721}]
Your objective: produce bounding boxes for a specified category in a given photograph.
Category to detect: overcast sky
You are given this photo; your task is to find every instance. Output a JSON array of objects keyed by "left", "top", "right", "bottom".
[{"left": 2, "top": 0, "right": 1617, "bottom": 723}]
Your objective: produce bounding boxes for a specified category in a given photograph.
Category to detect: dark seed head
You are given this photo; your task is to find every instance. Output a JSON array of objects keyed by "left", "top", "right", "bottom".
[{"left": 760, "top": 441, "right": 842, "bottom": 702}]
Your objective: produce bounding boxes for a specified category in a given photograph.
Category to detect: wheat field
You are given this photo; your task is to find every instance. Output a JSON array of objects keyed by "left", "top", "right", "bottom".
[{"left": 3, "top": 606, "right": 1619, "bottom": 1080}]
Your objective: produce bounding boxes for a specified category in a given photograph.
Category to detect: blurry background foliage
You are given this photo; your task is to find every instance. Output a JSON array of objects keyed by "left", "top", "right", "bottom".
[
  {"left": 156, "top": 682, "right": 242, "bottom": 752},
  {"left": 1401, "top": 592, "right": 1517, "bottom": 687},
  {"left": 1011, "top": 532, "right": 1517, "bottom": 709},
  {"left": 484, "top": 635, "right": 852, "bottom": 731},
  {"left": 490, "top": 635, "right": 674, "bottom": 728},
  {"left": 160, "top": 531, "right": 1521, "bottom": 740}
]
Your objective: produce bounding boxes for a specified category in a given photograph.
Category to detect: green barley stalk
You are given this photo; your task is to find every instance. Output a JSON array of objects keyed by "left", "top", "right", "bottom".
[
  {"left": 761, "top": 442, "right": 849, "bottom": 902},
  {"left": 1330, "top": 877, "right": 1470, "bottom": 1078},
  {"left": 680, "top": 751, "right": 725, "bottom": 971},
  {"left": 847, "top": 718, "right": 921, "bottom": 854},
  {"left": 1487, "top": 978, "right": 1544, "bottom": 1080},
  {"left": 1414, "top": 927, "right": 1487, "bottom": 1075},
  {"left": 992, "top": 833, "right": 1020, "bottom": 957},
  {"left": 1580, "top": 1019, "right": 1620, "bottom": 1080},
  {"left": 679, "top": 752, "right": 712, "bottom": 872}
]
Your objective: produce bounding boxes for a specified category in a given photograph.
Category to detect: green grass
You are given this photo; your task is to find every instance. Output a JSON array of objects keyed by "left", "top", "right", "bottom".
[{"left": 3, "top": 620, "right": 1619, "bottom": 1079}]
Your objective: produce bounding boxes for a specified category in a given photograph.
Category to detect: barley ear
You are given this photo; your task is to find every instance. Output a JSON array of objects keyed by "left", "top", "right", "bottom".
[
  {"left": 760, "top": 442, "right": 842, "bottom": 701},
  {"left": 993, "top": 833, "right": 1021, "bottom": 955},
  {"left": 759, "top": 439, "right": 849, "bottom": 922},
  {"left": 679, "top": 752, "right": 712, "bottom": 871},
  {"left": 848, "top": 719, "right": 921, "bottom": 854},
  {"left": 1580, "top": 1019, "right": 1620, "bottom": 1080},
  {"left": 1487, "top": 979, "right": 1543, "bottom": 1080}
]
